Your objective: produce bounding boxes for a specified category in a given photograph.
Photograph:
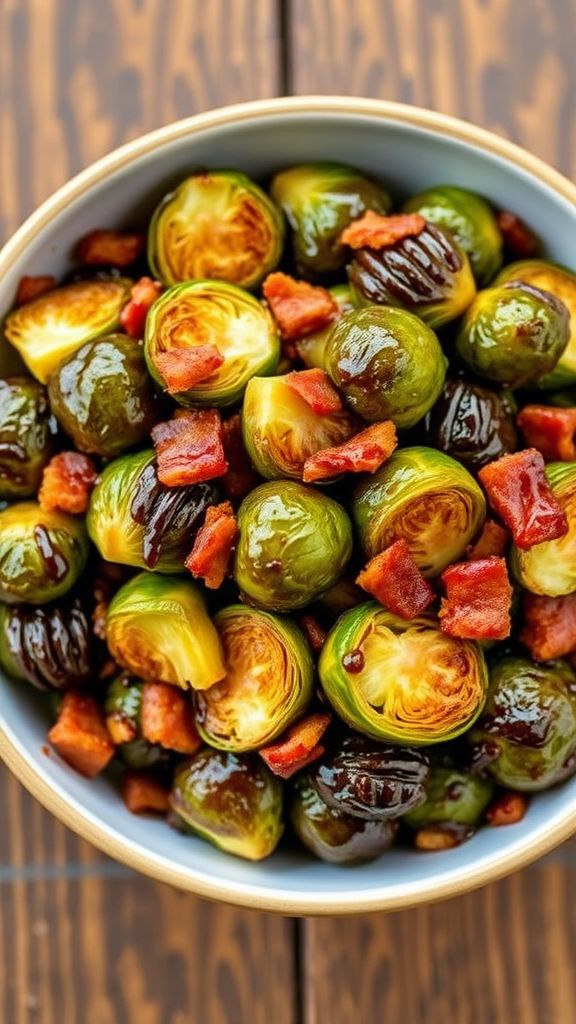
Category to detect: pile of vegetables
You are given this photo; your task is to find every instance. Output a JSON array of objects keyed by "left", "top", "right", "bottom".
[{"left": 2, "top": 165, "right": 576, "bottom": 864}]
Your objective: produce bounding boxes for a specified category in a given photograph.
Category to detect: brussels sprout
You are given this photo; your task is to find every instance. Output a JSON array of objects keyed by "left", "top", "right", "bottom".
[
  {"left": 404, "top": 185, "right": 503, "bottom": 284},
  {"left": 426, "top": 377, "right": 518, "bottom": 471},
  {"left": 170, "top": 749, "right": 283, "bottom": 860},
  {"left": 353, "top": 447, "right": 486, "bottom": 576},
  {"left": 324, "top": 306, "right": 447, "bottom": 427},
  {"left": 0, "top": 503, "right": 89, "bottom": 604},
  {"left": 456, "top": 282, "right": 569, "bottom": 388},
  {"left": 104, "top": 674, "right": 171, "bottom": 769},
  {"left": 0, "top": 377, "right": 55, "bottom": 499},
  {"left": 470, "top": 657, "right": 576, "bottom": 791},
  {"left": 295, "top": 284, "right": 355, "bottom": 370},
  {"left": 148, "top": 170, "right": 284, "bottom": 290},
  {"left": 512, "top": 462, "right": 576, "bottom": 596},
  {"left": 0, "top": 597, "right": 92, "bottom": 690},
  {"left": 319, "top": 604, "right": 488, "bottom": 745},
  {"left": 87, "top": 449, "right": 217, "bottom": 572},
  {"left": 271, "top": 162, "right": 391, "bottom": 278},
  {"left": 403, "top": 765, "right": 494, "bottom": 829},
  {"left": 4, "top": 278, "right": 131, "bottom": 383},
  {"left": 290, "top": 773, "right": 397, "bottom": 864},
  {"left": 106, "top": 572, "right": 225, "bottom": 690},
  {"left": 234, "top": 481, "right": 353, "bottom": 611},
  {"left": 144, "top": 280, "right": 279, "bottom": 407},
  {"left": 195, "top": 605, "right": 313, "bottom": 751},
  {"left": 347, "top": 222, "right": 476, "bottom": 328}
]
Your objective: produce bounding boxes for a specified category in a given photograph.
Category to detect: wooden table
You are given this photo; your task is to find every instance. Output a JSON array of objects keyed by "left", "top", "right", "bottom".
[{"left": 1, "top": 2, "right": 576, "bottom": 1020}]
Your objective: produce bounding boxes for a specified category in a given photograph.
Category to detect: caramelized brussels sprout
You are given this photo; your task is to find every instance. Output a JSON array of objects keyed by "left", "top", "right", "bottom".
[
  {"left": 170, "top": 749, "right": 283, "bottom": 860},
  {"left": 4, "top": 278, "right": 131, "bottom": 383},
  {"left": 0, "top": 377, "right": 54, "bottom": 499},
  {"left": 148, "top": 170, "right": 283, "bottom": 290},
  {"left": 234, "top": 481, "right": 353, "bottom": 611},
  {"left": 144, "top": 280, "right": 279, "bottom": 407},
  {"left": 353, "top": 447, "right": 486, "bottom": 576},
  {"left": 0, "top": 503, "right": 88, "bottom": 604},
  {"left": 324, "top": 306, "right": 447, "bottom": 427},
  {"left": 403, "top": 765, "right": 494, "bottom": 829},
  {"left": 0, "top": 597, "right": 92, "bottom": 690},
  {"left": 106, "top": 573, "right": 225, "bottom": 690},
  {"left": 426, "top": 377, "right": 518, "bottom": 471},
  {"left": 512, "top": 462, "right": 576, "bottom": 596},
  {"left": 104, "top": 675, "right": 171, "bottom": 769},
  {"left": 271, "top": 162, "right": 391, "bottom": 277},
  {"left": 295, "top": 284, "right": 355, "bottom": 370}
]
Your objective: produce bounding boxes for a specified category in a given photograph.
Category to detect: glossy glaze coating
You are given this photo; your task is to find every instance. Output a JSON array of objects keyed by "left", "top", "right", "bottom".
[
  {"left": 427, "top": 377, "right": 517, "bottom": 471},
  {"left": 291, "top": 773, "right": 397, "bottom": 864},
  {"left": 404, "top": 765, "right": 494, "bottom": 828},
  {"left": 0, "top": 502, "right": 88, "bottom": 604},
  {"left": 0, "top": 377, "right": 55, "bottom": 498},
  {"left": 0, "top": 597, "right": 92, "bottom": 690},
  {"left": 512, "top": 461, "right": 576, "bottom": 596}
]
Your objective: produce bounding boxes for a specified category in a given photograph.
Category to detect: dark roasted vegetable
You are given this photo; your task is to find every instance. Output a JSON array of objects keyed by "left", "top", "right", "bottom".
[
  {"left": 427, "top": 378, "right": 517, "bottom": 471},
  {"left": 403, "top": 765, "right": 494, "bottom": 829},
  {"left": 0, "top": 377, "right": 55, "bottom": 499},
  {"left": 0, "top": 503, "right": 89, "bottom": 604},
  {"left": 0, "top": 598, "right": 92, "bottom": 690}
]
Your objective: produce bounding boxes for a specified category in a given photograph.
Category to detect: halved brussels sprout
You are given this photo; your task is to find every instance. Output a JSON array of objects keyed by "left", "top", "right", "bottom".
[
  {"left": 4, "top": 278, "right": 131, "bottom": 383},
  {"left": 234, "top": 481, "right": 353, "bottom": 611},
  {"left": 271, "top": 162, "right": 391, "bottom": 277},
  {"left": 0, "top": 597, "right": 92, "bottom": 690},
  {"left": 353, "top": 447, "right": 486, "bottom": 576},
  {"left": 0, "top": 377, "right": 55, "bottom": 499},
  {"left": 319, "top": 603, "right": 488, "bottom": 745},
  {"left": 403, "top": 765, "right": 494, "bottom": 829},
  {"left": 512, "top": 462, "right": 576, "bottom": 595},
  {"left": 426, "top": 377, "right": 518, "bottom": 471},
  {"left": 0, "top": 503, "right": 89, "bottom": 604},
  {"left": 295, "top": 284, "right": 355, "bottom": 370},
  {"left": 242, "top": 375, "right": 357, "bottom": 480},
  {"left": 170, "top": 749, "right": 283, "bottom": 860},
  {"left": 404, "top": 185, "right": 503, "bottom": 284},
  {"left": 104, "top": 674, "right": 171, "bottom": 769},
  {"left": 148, "top": 170, "right": 284, "bottom": 290},
  {"left": 195, "top": 605, "right": 313, "bottom": 751},
  {"left": 144, "top": 280, "right": 279, "bottom": 407},
  {"left": 106, "top": 572, "right": 225, "bottom": 690},
  {"left": 324, "top": 306, "right": 447, "bottom": 427}
]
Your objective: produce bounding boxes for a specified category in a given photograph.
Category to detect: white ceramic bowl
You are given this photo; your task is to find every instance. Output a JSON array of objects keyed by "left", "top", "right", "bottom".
[{"left": 2, "top": 97, "right": 576, "bottom": 915}]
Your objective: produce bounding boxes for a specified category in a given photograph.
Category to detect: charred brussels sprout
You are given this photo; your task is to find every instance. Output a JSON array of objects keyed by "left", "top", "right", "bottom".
[
  {"left": 106, "top": 573, "right": 225, "bottom": 690},
  {"left": 512, "top": 462, "right": 576, "bottom": 596},
  {"left": 271, "top": 162, "right": 391, "bottom": 278},
  {"left": 0, "top": 598, "right": 92, "bottom": 690},
  {"left": 170, "top": 749, "right": 283, "bottom": 860},
  {"left": 104, "top": 675, "right": 171, "bottom": 769},
  {"left": 403, "top": 765, "right": 494, "bottom": 829},
  {"left": 295, "top": 284, "right": 355, "bottom": 370},
  {"left": 148, "top": 170, "right": 284, "bottom": 290},
  {"left": 353, "top": 447, "right": 486, "bottom": 576},
  {"left": 0, "top": 377, "right": 54, "bottom": 499},
  {"left": 144, "top": 280, "right": 279, "bottom": 407},
  {"left": 0, "top": 503, "right": 88, "bottom": 604},
  {"left": 4, "top": 279, "right": 131, "bottom": 383},
  {"left": 234, "top": 481, "right": 353, "bottom": 611},
  {"left": 427, "top": 377, "right": 517, "bottom": 471},
  {"left": 319, "top": 604, "right": 488, "bottom": 745},
  {"left": 324, "top": 306, "right": 447, "bottom": 427}
]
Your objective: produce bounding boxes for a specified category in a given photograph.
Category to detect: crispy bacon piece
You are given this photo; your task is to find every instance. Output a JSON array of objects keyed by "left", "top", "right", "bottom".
[
  {"left": 120, "top": 276, "right": 164, "bottom": 338},
  {"left": 48, "top": 692, "right": 114, "bottom": 778},
  {"left": 121, "top": 771, "right": 170, "bottom": 815},
  {"left": 285, "top": 368, "right": 342, "bottom": 414},
  {"left": 478, "top": 449, "right": 568, "bottom": 549},
  {"left": 154, "top": 345, "right": 224, "bottom": 394},
  {"left": 486, "top": 792, "right": 529, "bottom": 827},
  {"left": 184, "top": 501, "right": 238, "bottom": 589},
  {"left": 303, "top": 421, "right": 398, "bottom": 483},
  {"left": 151, "top": 410, "right": 227, "bottom": 487},
  {"left": 262, "top": 272, "right": 339, "bottom": 341},
  {"left": 439, "top": 557, "right": 513, "bottom": 641},
  {"left": 259, "top": 714, "right": 331, "bottom": 779},
  {"left": 140, "top": 682, "right": 202, "bottom": 754},
  {"left": 517, "top": 405, "right": 576, "bottom": 462},
  {"left": 106, "top": 712, "right": 137, "bottom": 745},
  {"left": 496, "top": 210, "right": 538, "bottom": 258},
  {"left": 466, "top": 520, "right": 509, "bottom": 560},
  {"left": 38, "top": 452, "right": 98, "bottom": 515},
  {"left": 92, "top": 599, "right": 108, "bottom": 642},
  {"left": 221, "top": 413, "right": 260, "bottom": 499},
  {"left": 76, "top": 228, "right": 145, "bottom": 267},
  {"left": 520, "top": 593, "right": 576, "bottom": 661},
  {"left": 356, "top": 540, "right": 435, "bottom": 620},
  {"left": 339, "top": 210, "right": 426, "bottom": 250},
  {"left": 16, "top": 275, "right": 56, "bottom": 306},
  {"left": 299, "top": 615, "right": 327, "bottom": 653}
]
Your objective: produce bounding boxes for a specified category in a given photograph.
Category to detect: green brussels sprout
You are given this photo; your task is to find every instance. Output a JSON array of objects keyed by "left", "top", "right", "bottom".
[
  {"left": 195, "top": 605, "right": 314, "bottom": 751},
  {"left": 347, "top": 222, "right": 476, "bottom": 328},
  {"left": 295, "top": 284, "right": 355, "bottom": 370},
  {"left": 270, "top": 162, "right": 391, "bottom": 277},
  {"left": 426, "top": 377, "right": 518, "bottom": 471},
  {"left": 0, "top": 377, "right": 55, "bottom": 499},
  {"left": 353, "top": 447, "right": 486, "bottom": 576},
  {"left": 104, "top": 675, "right": 171, "bottom": 769},
  {"left": 170, "top": 749, "right": 283, "bottom": 861},
  {"left": 0, "top": 597, "right": 92, "bottom": 690},
  {"left": 324, "top": 306, "right": 447, "bottom": 427},
  {"left": 512, "top": 462, "right": 576, "bottom": 596},
  {"left": 4, "top": 278, "right": 131, "bottom": 383},
  {"left": 0, "top": 503, "right": 89, "bottom": 604},
  {"left": 87, "top": 449, "right": 217, "bottom": 572},
  {"left": 148, "top": 170, "right": 284, "bottom": 290},
  {"left": 403, "top": 765, "right": 494, "bottom": 829},
  {"left": 456, "top": 281, "right": 569, "bottom": 388},
  {"left": 403, "top": 185, "right": 503, "bottom": 284},
  {"left": 47, "top": 335, "right": 158, "bottom": 457},
  {"left": 144, "top": 280, "right": 279, "bottom": 407},
  {"left": 470, "top": 657, "right": 576, "bottom": 791},
  {"left": 234, "top": 481, "right": 353, "bottom": 611},
  {"left": 106, "top": 572, "right": 225, "bottom": 690}
]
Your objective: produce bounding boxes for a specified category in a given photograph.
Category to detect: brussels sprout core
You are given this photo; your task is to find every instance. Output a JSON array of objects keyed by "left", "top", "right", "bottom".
[{"left": 0, "top": 502, "right": 88, "bottom": 604}]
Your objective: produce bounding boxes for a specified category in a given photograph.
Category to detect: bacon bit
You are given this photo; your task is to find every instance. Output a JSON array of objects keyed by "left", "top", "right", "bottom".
[
  {"left": 154, "top": 345, "right": 224, "bottom": 394},
  {"left": 221, "top": 413, "right": 260, "bottom": 499},
  {"left": 340, "top": 210, "right": 426, "bottom": 250},
  {"left": 414, "top": 824, "right": 472, "bottom": 851},
  {"left": 121, "top": 771, "right": 170, "bottom": 815},
  {"left": 184, "top": 501, "right": 238, "bottom": 589},
  {"left": 299, "top": 615, "right": 327, "bottom": 653},
  {"left": 303, "top": 421, "right": 398, "bottom": 483},
  {"left": 38, "top": 452, "right": 98, "bottom": 515},
  {"left": 466, "top": 520, "right": 509, "bottom": 560},
  {"left": 151, "top": 410, "right": 227, "bottom": 487},
  {"left": 486, "top": 792, "right": 529, "bottom": 827},
  {"left": 356, "top": 539, "right": 435, "bottom": 620},
  {"left": 140, "top": 682, "right": 202, "bottom": 754},
  {"left": 439, "top": 557, "right": 513, "bottom": 641},
  {"left": 285, "top": 368, "right": 342, "bottom": 415},
  {"left": 76, "top": 228, "right": 145, "bottom": 267},
  {"left": 262, "top": 272, "right": 339, "bottom": 341},
  {"left": 259, "top": 714, "right": 331, "bottom": 779},
  {"left": 120, "top": 276, "right": 164, "bottom": 339},
  {"left": 48, "top": 692, "right": 115, "bottom": 779},
  {"left": 517, "top": 405, "right": 576, "bottom": 462},
  {"left": 106, "top": 712, "right": 137, "bottom": 746},
  {"left": 92, "top": 600, "right": 108, "bottom": 641},
  {"left": 478, "top": 449, "right": 568, "bottom": 550},
  {"left": 520, "top": 593, "right": 576, "bottom": 661},
  {"left": 16, "top": 275, "right": 56, "bottom": 306},
  {"left": 496, "top": 211, "right": 539, "bottom": 258}
]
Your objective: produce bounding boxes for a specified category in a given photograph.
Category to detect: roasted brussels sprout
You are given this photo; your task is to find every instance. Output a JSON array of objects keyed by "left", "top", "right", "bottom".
[
  {"left": 144, "top": 280, "right": 279, "bottom": 407},
  {"left": 470, "top": 657, "right": 576, "bottom": 791},
  {"left": 0, "top": 503, "right": 89, "bottom": 604},
  {"left": 271, "top": 162, "right": 391, "bottom": 278},
  {"left": 295, "top": 284, "right": 355, "bottom": 370},
  {"left": 170, "top": 749, "right": 283, "bottom": 860},
  {"left": 234, "top": 481, "right": 353, "bottom": 611},
  {"left": 106, "top": 572, "right": 225, "bottom": 690},
  {"left": 0, "top": 597, "right": 92, "bottom": 690},
  {"left": 148, "top": 170, "right": 284, "bottom": 290},
  {"left": 403, "top": 765, "right": 494, "bottom": 829},
  {"left": 0, "top": 377, "right": 54, "bottom": 499},
  {"left": 512, "top": 462, "right": 576, "bottom": 596},
  {"left": 104, "top": 675, "right": 171, "bottom": 769},
  {"left": 426, "top": 377, "right": 518, "bottom": 471},
  {"left": 319, "top": 604, "right": 488, "bottom": 745},
  {"left": 4, "top": 278, "right": 131, "bottom": 383},
  {"left": 353, "top": 447, "right": 486, "bottom": 576}
]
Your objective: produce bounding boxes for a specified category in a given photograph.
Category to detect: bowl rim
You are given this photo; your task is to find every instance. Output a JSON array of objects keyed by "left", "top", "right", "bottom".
[{"left": 2, "top": 94, "right": 576, "bottom": 915}]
